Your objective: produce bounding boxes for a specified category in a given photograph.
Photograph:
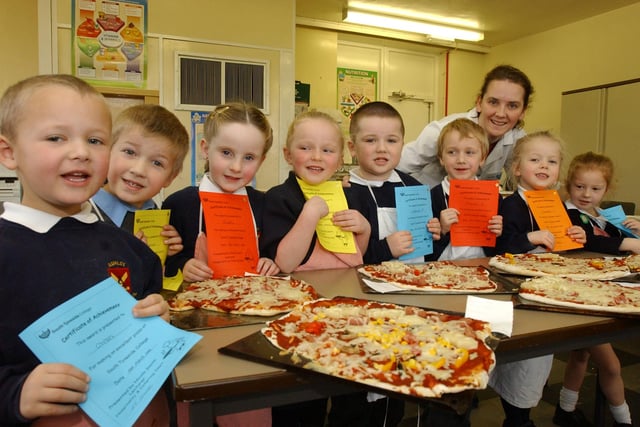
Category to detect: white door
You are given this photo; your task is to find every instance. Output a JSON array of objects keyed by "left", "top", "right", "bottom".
[{"left": 384, "top": 49, "right": 438, "bottom": 142}]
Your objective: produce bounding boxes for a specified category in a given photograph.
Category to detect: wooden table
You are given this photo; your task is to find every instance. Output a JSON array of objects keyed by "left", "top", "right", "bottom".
[{"left": 172, "top": 262, "right": 640, "bottom": 426}]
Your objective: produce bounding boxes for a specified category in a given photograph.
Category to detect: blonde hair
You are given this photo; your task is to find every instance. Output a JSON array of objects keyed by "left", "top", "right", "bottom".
[
  {"left": 565, "top": 151, "right": 615, "bottom": 192},
  {"left": 286, "top": 110, "right": 344, "bottom": 151},
  {"left": 437, "top": 118, "right": 489, "bottom": 160},
  {"left": 509, "top": 130, "right": 564, "bottom": 189},
  {"left": 113, "top": 104, "right": 189, "bottom": 175},
  {"left": 0, "top": 74, "right": 107, "bottom": 141}
]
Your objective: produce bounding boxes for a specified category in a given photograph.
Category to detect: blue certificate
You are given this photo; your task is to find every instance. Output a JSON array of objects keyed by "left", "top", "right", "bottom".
[
  {"left": 600, "top": 205, "right": 639, "bottom": 238},
  {"left": 19, "top": 278, "right": 201, "bottom": 426},
  {"left": 395, "top": 185, "right": 433, "bottom": 260}
]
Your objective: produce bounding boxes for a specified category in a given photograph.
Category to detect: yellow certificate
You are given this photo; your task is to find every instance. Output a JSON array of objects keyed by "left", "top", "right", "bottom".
[
  {"left": 297, "top": 179, "right": 357, "bottom": 254},
  {"left": 133, "top": 209, "right": 171, "bottom": 265}
]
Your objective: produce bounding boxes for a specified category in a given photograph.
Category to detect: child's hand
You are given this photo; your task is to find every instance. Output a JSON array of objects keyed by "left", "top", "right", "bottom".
[
  {"left": 133, "top": 293, "right": 170, "bottom": 322},
  {"left": 183, "top": 258, "right": 213, "bottom": 283},
  {"left": 567, "top": 225, "right": 587, "bottom": 244},
  {"left": 623, "top": 217, "right": 640, "bottom": 234},
  {"left": 332, "top": 209, "right": 370, "bottom": 236},
  {"left": 303, "top": 196, "right": 329, "bottom": 221},
  {"left": 438, "top": 208, "right": 459, "bottom": 235},
  {"left": 527, "top": 230, "right": 555, "bottom": 250},
  {"left": 162, "top": 225, "right": 184, "bottom": 257},
  {"left": 387, "top": 230, "right": 414, "bottom": 258},
  {"left": 427, "top": 218, "right": 441, "bottom": 241},
  {"left": 135, "top": 229, "right": 148, "bottom": 245},
  {"left": 620, "top": 238, "right": 640, "bottom": 254},
  {"left": 488, "top": 215, "right": 503, "bottom": 237},
  {"left": 20, "top": 363, "right": 90, "bottom": 420},
  {"left": 341, "top": 174, "right": 351, "bottom": 188},
  {"left": 256, "top": 257, "right": 280, "bottom": 276}
]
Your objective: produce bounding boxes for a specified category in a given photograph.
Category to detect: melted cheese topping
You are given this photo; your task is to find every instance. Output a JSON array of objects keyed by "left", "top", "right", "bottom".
[
  {"left": 359, "top": 261, "right": 498, "bottom": 292},
  {"left": 168, "top": 276, "right": 318, "bottom": 315},
  {"left": 519, "top": 276, "right": 640, "bottom": 313},
  {"left": 489, "top": 253, "right": 630, "bottom": 280}
]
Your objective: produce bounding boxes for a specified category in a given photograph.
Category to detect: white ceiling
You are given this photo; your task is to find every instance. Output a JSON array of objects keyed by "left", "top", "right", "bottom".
[{"left": 296, "top": 0, "right": 640, "bottom": 46}]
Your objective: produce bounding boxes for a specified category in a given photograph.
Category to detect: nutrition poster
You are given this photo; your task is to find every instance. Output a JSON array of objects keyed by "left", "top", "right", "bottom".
[
  {"left": 337, "top": 68, "right": 377, "bottom": 119},
  {"left": 72, "top": 0, "right": 148, "bottom": 87}
]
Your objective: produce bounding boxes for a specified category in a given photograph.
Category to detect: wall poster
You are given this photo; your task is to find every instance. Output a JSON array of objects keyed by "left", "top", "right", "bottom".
[
  {"left": 72, "top": 0, "right": 148, "bottom": 87},
  {"left": 337, "top": 68, "right": 377, "bottom": 119}
]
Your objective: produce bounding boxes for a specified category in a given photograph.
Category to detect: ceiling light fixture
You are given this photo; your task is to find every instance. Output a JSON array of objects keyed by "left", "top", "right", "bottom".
[{"left": 343, "top": 9, "right": 484, "bottom": 42}]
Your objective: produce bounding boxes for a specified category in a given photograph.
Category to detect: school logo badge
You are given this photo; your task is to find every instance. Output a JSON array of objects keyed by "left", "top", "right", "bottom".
[{"left": 108, "top": 267, "right": 132, "bottom": 294}]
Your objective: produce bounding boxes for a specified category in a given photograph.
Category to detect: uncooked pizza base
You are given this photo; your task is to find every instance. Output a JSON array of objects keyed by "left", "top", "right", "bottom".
[
  {"left": 168, "top": 276, "right": 319, "bottom": 316},
  {"left": 261, "top": 297, "right": 496, "bottom": 398},
  {"left": 358, "top": 261, "right": 498, "bottom": 293},
  {"left": 489, "top": 253, "right": 630, "bottom": 280},
  {"left": 519, "top": 276, "right": 640, "bottom": 314}
]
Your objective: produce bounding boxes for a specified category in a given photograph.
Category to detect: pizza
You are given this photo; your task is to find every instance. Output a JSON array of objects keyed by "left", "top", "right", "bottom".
[
  {"left": 358, "top": 261, "right": 498, "bottom": 292},
  {"left": 488, "top": 253, "right": 630, "bottom": 280},
  {"left": 261, "top": 296, "right": 496, "bottom": 398},
  {"left": 519, "top": 276, "right": 640, "bottom": 313},
  {"left": 168, "top": 276, "right": 319, "bottom": 316},
  {"left": 623, "top": 254, "right": 640, "bottom": 273}
]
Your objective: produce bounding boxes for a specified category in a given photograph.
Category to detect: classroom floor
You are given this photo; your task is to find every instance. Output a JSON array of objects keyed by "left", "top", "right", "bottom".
[{"left": 399, "top": 339, "right": 640, "bottom": 427}]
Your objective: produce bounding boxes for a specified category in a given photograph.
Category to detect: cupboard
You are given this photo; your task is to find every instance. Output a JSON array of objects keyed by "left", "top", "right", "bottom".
[{"left": 560, "top": 79, "right": 640, "bottom": 214}]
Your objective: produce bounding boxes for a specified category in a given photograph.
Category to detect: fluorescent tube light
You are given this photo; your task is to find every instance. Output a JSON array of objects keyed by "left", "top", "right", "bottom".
[{"left": 343, "top": 10, "right": 484, "bottom": 42}]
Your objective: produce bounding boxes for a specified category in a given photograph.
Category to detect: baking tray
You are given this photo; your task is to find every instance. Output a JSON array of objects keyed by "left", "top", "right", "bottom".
[
  {"left": 219, "top": 330, "right": 478, "bottom": 415},
  {"left": 513, "top": 295, "right": 640, "bottom": 319},
  {"left": 359, "top": 266, "right": 522, "bottom": 295},
  {"left": 164, "top": 280, "right": 321, "bottom": 331},
  {"left": 170, "top": 309, "right": 276, "bottom": 331}
]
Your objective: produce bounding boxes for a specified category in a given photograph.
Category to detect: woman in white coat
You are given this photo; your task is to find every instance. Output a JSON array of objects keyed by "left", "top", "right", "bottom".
[{"left": 398, "top": 64, "right": 533, "bottom": 190}]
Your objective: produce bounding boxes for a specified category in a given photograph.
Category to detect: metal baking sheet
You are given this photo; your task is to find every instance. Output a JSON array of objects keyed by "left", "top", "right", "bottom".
[
  {"left": 170, "top": 310, "right": 276, "bottom": 331},
  {"left": 218, "top": 329, "right": 477, "bottom": 414},
  {"left": 359, "top": 266, "right": 521, "bottom": 295},
  {"left": 513, "top": 295, "right": 640, "bottom": 319}
]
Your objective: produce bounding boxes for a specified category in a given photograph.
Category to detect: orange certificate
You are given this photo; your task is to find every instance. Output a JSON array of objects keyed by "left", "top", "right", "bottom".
[
  {"left": 524, "top": 189, "right": 584, "bottom": 251},
  {"left": 199, "top": 192, "right": 259, "bottom": 278},
  {"left": 449, "top": 179, "right": 499, "bottom": 247}
]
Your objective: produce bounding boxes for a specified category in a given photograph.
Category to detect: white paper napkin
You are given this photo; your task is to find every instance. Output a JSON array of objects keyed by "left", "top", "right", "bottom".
[
  {"left": 465, "top": 295, "right": 513, "bottom": 337},
  {"left": 362, "top": 278, "right": 404, "bottom": 293}
]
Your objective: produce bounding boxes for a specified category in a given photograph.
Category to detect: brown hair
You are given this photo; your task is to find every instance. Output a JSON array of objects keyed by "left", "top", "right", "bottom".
[
  {"left": 436, "top": 118, "right": 489, "bottom": 159},
  {"left": 286, "top": 110, "right": 344, "bottom": 151},
  {"left": 565, "top": 151, "right": 615, "bottom": 192},
  {"left": 113, "top": 104, "right": 189, "bottom": 175},
  {"left": 0, "top": 74, "right": 107, "bottom": 141},
  {"left": 477, "top": 64, "right": 533, "bottom": 128},
  {"left": 202, "top": 102, "right": 273, "bottom": 173},
  {"left": 349, "top": 101, "right": 405, "bottom": 140},
  {"left": 203, "top": 102, "right": 273, "bottom": 154},
  {"left": 509, "top": 130, "right": 564, "bottom": 189}
]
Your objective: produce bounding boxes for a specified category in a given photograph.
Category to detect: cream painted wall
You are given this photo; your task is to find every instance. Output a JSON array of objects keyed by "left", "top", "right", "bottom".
[
  {"left": 295, "top": 27, "right": 338, "bottom": 111},
  {"left": 0, "top": 1, "right": 39, "bottom": 94},
  {"left": 445, "top": 51, "right": 486, "bottom": 115},
  {"left": 486, "top": 2, "right": 640, "bottom": 137}
]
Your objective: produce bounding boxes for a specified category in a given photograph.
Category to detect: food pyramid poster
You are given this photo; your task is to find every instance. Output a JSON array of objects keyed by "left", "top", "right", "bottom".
[{"left": 72, "top": 0, "right": 148, "bottom": 88}]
